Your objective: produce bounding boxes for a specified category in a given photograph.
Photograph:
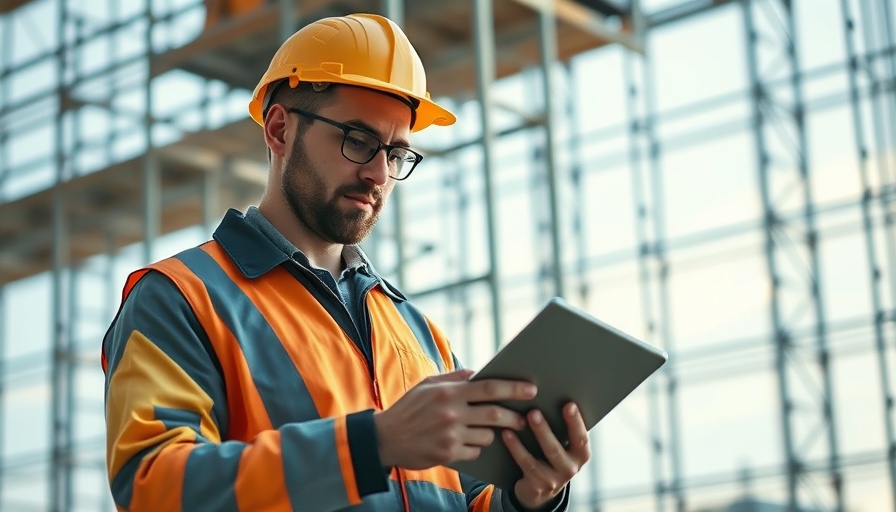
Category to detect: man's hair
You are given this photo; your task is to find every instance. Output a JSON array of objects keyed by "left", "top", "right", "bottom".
[
  {"left": 263, "top": 81, "right": 339, "bottom": 161},
  {"left": 265, "top": 80, "right": 339, "bottom": 134}
]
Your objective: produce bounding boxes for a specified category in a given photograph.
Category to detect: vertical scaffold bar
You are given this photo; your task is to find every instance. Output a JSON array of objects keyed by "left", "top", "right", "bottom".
[
  {"left": 0, "top": 11, "right": 9, "bottom": 503},
  {"left": 382, "top": 0, "right": 409, "bottom": 290},
  {"left": 857, "top": 0, "right": 896, "bottom": 316},
  {"left": 742, "top": 0, "right": 843, "bottom": 509},
  {"left": 142, "top": 0, "right": 159, "bottom": 264},
  {"left": 51, "top": 0, "right": 72, "bottom": 509},
  {"left": 624, "top": 47, "right": 686, "bottom": 512},
  {"left": 472, "top": 0, "right": 504, "bottom": 349},
  {"left": 537, "top": 2, "right": 565, "bottom": 299},
  {"left": 623, "top": 53, "right": 666, "bottom": 512},
  {"left": 565, "top": 60, "right": 600, "bottom": 509},
  {"left": 839, "top": 0, "right": 896, "bottom": 505}
]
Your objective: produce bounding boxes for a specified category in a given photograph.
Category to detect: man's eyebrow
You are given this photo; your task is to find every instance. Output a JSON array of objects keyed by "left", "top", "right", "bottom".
[{"left": 344, "top": 119, "right": 411, "bottom": 148}]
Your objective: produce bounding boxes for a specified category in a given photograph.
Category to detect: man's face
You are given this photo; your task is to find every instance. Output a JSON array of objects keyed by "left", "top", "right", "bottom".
[{"left": 280, "top": 87, "right": 412, "bottom": 245}]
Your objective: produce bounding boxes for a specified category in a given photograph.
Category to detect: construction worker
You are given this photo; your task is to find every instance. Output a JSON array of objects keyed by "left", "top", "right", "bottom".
[{"left": 102, "top": 13, "right": 589, "bottom": 511}]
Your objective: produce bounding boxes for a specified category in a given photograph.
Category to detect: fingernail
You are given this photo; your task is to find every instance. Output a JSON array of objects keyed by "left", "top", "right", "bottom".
[
  {"left": 524, "top": 384, "right": 537, "bottom": 397},
  {"left": 531, "top": 410, "right": 542, "bottom": 423},
  {"left": 569, "top": 404, "right": 578, "bottom": 415},
  {"left": 504, "top": 430, "right": 514, "bottom": 440}
]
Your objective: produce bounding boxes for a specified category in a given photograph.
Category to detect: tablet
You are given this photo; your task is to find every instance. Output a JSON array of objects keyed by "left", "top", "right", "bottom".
[{"left": 447, "top": 297, "right": 667, "bottom": 490}]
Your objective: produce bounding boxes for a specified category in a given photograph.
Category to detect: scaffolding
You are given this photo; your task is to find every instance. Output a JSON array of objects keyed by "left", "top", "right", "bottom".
[{"left": 1, "top": 0, "right": 895, "bottom": 511}]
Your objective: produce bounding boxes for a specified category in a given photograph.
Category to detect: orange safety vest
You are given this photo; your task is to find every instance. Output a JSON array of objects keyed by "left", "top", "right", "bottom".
[{"left": 102, "top": 210, "right": 502, "bottom": 511}]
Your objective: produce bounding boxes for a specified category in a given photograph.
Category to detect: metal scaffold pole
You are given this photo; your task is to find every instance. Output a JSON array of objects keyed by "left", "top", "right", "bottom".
[
  {"left": 0, "top": 10, "right": 9, "bottom": 503},
  {"left": 279, "top": 0, "right": 297, "bottom": 41},
  {"left": 624, "top": 47, "right": 685, "bottom": 512},
  {"left": 142, "top": 0, "right": 159, "bottom": 264},
  {"left": 472, "top": 0, "right": 504, "bottom": 349},
  {"left": 861, "top": 0, "right": 896, "bottom": 222},
  {"left": 382, "top": 0, "right": 409, "bottom": 290},
  {"left": 565, "top": 60, "right": 602, "bottom": 509},
  {"left": 537, "top": 2, "right": 565, "bottom": 300},
  {"left": 839, "top": 0, "right": 896, "bottom": 505},
  {"left": 857, "top": 0, "right": 896, "bottom": 334},
  {"left": 51, "top": 0, "right": 73, "bottom": 509},
  {"left": 0, "top": 288, "right": 4, "bottom": 503},
  {"left": 203, "top": 159, "right": 223, "bottom": 234},
  {"left": 623, "top": 53, "right": 664, "bottom": 512},
  {"left": 741, "top": 0, "right": 843, "bottom": 509}
]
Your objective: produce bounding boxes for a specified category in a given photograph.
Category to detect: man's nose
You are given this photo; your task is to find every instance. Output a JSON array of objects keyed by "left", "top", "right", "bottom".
[{"left": 360, "top": 148, "right": 391, "bottom": 185}]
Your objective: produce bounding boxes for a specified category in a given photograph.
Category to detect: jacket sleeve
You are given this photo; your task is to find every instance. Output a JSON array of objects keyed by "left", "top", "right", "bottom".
[
  {"left": 103, "top": 271, "right": 388, "bottom": 512},
  {"left": 461, "top": 473, "right": 569, "bottom": 512}
]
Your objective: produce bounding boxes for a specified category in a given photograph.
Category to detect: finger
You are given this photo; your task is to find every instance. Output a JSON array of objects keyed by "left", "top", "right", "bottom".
[
  {"left": 564, "top": 403, "right": 591, "bottom": 463},
  {"left": 459, "top": 426, "right": 496, "bottom": 447},
  {"left": 466, "top": 404, "right": 527, "bottom": 430},
  {"left": 527, "top": 410, "right": 570, "bottom": 471},
  {"left": 424, "top": 369, "right": 475, "bottom": 384},
  {"left": 502, "top": 429, "right": 546, "bottom": 477},
  {"left": 462, "top": 379, "right": 538, "bottom": 403},
  {"left": 452, "top": 444, "right": 483, "bottom": 462}
]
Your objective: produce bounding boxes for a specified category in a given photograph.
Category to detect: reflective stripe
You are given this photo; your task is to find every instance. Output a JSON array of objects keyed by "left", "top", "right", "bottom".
[
  {"left": 182, "top": 443, "right": 243, "bottom": 512},
  {"left": 175, "top": 247, "right": 320, "bottom": 428},
  {"left": 154, "top": 407, "right": 202, "bottom": 432},
  {"left": 281, "top": 418, "right": 354, "bottom": 511}
]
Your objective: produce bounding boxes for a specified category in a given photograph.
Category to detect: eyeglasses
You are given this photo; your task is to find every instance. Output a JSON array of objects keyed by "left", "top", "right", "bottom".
[{"left": 288, "top": 108, "right": 424, "bottom": 180}]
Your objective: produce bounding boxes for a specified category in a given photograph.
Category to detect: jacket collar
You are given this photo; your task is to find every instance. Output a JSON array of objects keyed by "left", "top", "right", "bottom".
[
  {"left": 212, "top": 208, "right": 407, "bottom": 302},
  {"left": 213, "top": 208, "right": 290, "bottom": 279}
]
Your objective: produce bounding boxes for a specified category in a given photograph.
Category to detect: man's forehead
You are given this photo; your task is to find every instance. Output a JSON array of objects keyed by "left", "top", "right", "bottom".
[{"left": 326, "top": 87, "right": 414, "bottom": 141}]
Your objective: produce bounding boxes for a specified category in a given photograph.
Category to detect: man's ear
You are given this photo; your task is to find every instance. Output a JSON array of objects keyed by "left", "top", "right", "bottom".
[{"left": 263, "top": 104, "right": 291, "bottom": 159}]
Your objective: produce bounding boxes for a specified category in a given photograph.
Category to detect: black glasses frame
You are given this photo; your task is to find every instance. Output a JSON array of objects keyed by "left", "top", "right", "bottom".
[{"left": 287, "top": 107, "right": 423, "bottom": 180}]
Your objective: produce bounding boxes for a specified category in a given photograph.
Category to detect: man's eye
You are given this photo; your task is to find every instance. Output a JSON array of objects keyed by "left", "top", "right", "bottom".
[
  {"left": 390, "top": 148, "right": 411, "bottom": 161},
  {"left": 345, "top": 135, "right": 368, "bottom": 149}
]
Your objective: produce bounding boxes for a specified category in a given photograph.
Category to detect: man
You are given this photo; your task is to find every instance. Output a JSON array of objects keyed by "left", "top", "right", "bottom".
[{"left": 103, "top": 13, "right": 590, "bottom": 511}]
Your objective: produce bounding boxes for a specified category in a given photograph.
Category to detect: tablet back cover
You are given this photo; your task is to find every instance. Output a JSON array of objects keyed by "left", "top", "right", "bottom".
[{"left": 448, "top": 297, "right": 667, "bottom": 490}]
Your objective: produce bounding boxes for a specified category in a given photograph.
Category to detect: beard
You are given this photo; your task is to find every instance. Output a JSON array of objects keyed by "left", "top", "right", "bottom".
[{"left": 281, "top": 134, "right": 384, "bottom": 245}]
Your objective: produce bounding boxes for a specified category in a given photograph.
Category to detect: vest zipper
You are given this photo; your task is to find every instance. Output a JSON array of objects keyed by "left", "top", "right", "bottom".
[
  {"left": 398, "top": 468, "right": 410, "bottom": 512},
  {"left": 361, "top": 288, "right": 381, "bottom": 407}
]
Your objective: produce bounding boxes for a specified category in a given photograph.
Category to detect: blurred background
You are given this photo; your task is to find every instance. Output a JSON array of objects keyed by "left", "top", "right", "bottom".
[{"left": 0, "top": 0, "right": 894, "bottom": 510}]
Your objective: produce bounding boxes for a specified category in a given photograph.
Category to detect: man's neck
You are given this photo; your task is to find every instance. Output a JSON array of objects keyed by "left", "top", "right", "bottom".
[
  {"left": 257, "top": 203, "right": 345, "bottom": 278},
  {"left": 303, "top": 243, "right": 346, "bottom": 279}
]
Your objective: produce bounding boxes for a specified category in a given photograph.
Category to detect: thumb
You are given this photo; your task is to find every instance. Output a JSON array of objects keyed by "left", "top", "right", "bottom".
[{"left": 425, "top": 368, "right": 475, "bottom": 383}]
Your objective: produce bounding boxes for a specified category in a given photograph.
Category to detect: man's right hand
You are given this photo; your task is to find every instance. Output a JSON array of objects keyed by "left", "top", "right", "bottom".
[{"left": 373, "top": 369, "right": 538, "bottom": 470}]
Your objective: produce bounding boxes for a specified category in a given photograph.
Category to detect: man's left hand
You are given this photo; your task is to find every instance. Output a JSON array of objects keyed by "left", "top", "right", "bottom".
[{"left": 502, "top": 402, "right": 591, "bottom": 510}]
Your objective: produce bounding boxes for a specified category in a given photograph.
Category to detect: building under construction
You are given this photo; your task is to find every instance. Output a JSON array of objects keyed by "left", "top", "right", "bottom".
[{"left": 0, "top": 0, "right": 894, "bottom": 510}]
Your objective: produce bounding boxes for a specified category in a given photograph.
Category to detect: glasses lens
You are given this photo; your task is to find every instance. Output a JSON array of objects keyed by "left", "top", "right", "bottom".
[
  {"left": 342, "top": 130, "right": 379, "bottom": 164},
  {"left": 341, "top": 127, "right": 419, "bottom": 179},
  {"left": 391, "top": 148, "right": 419, "bottom": 179}
]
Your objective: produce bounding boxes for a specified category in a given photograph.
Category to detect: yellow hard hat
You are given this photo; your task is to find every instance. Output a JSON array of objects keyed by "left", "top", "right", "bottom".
[{"left": 249, "top": 13, "right": 456, "bottom": 132}]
